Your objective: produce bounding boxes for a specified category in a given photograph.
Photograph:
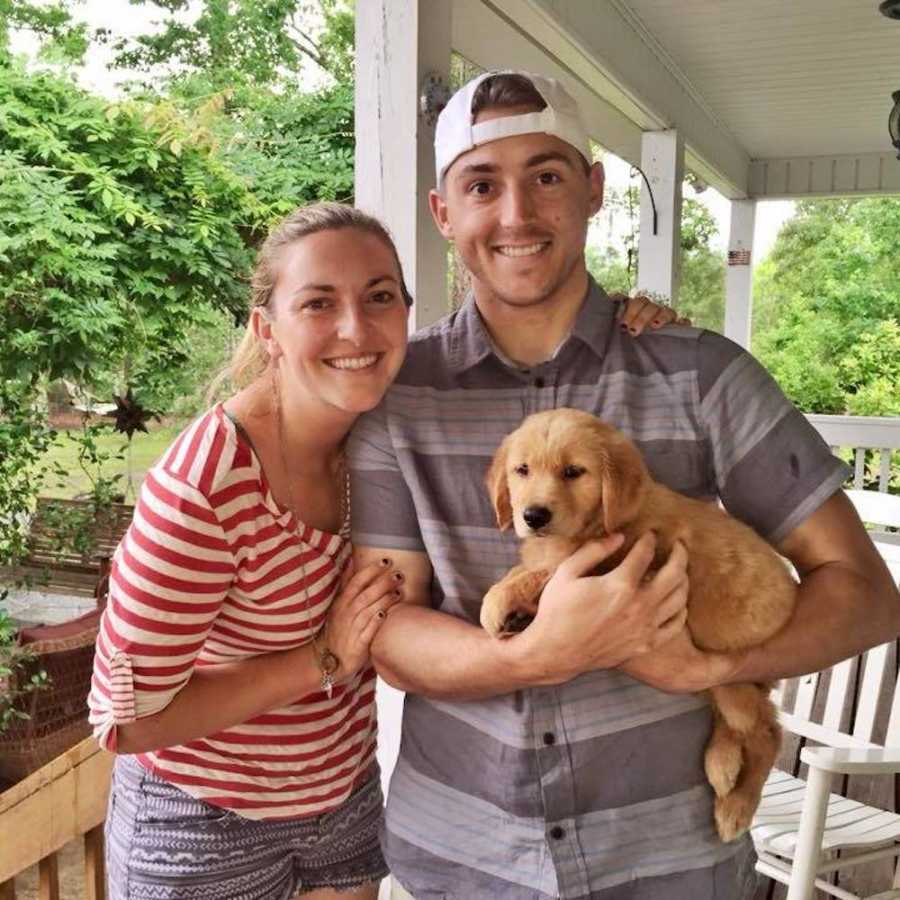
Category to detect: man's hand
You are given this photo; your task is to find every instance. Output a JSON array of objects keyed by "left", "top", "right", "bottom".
[
  {"left": 619, "top": 627, "right": 744, "bottom": 694},
  {"left": 513, "top": 533, "right": 690, "bottom": 684}
]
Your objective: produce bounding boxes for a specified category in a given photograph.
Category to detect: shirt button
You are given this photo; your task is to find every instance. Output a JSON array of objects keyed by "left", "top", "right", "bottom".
[
  {"left": 542, "top": 731, "right": 556, "bottom": 746},
  {"left": 534, "top": 377, "right": 545, "bottom": 389},
  {"left": 550, "top": 825, "right": 565, "bottom": 840}
]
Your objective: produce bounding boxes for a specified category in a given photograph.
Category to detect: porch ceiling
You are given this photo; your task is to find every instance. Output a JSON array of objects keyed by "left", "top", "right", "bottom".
[{"left": 453, "top": 0, "right": 900, "bottom": 200}]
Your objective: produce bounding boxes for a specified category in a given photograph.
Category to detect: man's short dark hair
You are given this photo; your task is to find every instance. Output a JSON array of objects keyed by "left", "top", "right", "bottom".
[
  {"left": 469, "top": 73, "right": 592, "bottom": 176},
  {"left": 470, "top": 73, "right": 547, "bottom": 118}
]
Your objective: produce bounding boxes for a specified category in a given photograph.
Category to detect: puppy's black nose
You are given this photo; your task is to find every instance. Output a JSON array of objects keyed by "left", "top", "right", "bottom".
[{"left": 523, "top": 506, "right": 552, "bottom": 530}]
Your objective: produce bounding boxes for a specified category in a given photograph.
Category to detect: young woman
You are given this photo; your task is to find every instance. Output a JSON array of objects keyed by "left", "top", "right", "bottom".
[
  {"left": 89, "top": 201, "right": 679, "bottom": 900},
  {"left": 90, "top": 204, "right": 411, "bottom": 900}
]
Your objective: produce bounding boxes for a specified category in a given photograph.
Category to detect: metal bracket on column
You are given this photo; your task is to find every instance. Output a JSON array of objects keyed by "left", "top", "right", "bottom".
[
  {"left": 420, "top": 72, "right": 452, "bottom": 126},
  {"left": 630, "top": 165, "right": 659, "bottom": 235}
]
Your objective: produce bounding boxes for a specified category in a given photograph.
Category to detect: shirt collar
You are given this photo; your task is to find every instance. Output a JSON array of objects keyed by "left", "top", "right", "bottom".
[{"left": 448, "top": 277, "right": 617, "bottom": 373}]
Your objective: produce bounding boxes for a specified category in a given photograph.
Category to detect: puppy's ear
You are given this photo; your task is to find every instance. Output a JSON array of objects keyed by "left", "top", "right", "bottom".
[
  {"left": 486, "top": 436, "right": 513, "bottom": 531},
  {"left": 598, "top": 436, "right": 648, "bottom": 533}
]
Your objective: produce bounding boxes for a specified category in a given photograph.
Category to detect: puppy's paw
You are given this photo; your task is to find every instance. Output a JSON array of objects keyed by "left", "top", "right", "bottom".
[
  {"left": 705, "top": 737, "right": 743, "bottom": 798},
  {"left": 480, "top": 586, "right": 513, "bottom": 637},
  {"left": 714, "top": 791, "right": 757, "bottom": 843},
  {"left": 480, "top": 586, "right": 536, "bottom": 637}
]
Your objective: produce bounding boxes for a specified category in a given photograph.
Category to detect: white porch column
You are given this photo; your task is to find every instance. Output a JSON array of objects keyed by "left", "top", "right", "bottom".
[
  {"left": 724, "top": 199, "right": 757, "bottom": 349},
  {"left": 354, "top": 2, "right": 451, "bottom": 801},
  {"left": 636, "top": 130, "right": 684, "bottom": 305},
  {"left": 354, "top": 0, "right": 451, "bottom": 330}
]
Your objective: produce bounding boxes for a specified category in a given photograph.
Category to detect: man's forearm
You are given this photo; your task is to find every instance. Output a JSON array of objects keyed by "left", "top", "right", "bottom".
[
  {"left": 726, "top": 559, "right": 900, "bottom": 685},
  {"left": 371, "top": 604, "right": 547, "bottom": 699}
]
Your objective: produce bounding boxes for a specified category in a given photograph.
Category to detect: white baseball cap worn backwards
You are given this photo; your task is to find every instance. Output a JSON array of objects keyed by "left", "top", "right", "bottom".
[{"left": 434, "top": 70, "right": 592, "bottom": 186}]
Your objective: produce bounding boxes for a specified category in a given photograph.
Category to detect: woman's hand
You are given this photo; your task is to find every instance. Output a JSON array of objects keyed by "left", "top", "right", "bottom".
[
  {"left": 323, "top": 558, "right": 403, "bottom": 681},
  {"left": 611, "top": 292, "right": 692, "bottom": 335}
]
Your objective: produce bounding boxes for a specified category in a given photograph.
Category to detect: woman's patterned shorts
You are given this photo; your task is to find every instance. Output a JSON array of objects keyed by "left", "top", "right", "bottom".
[{"left": 105, "top": 755, "right": 388, "bottom": 899}]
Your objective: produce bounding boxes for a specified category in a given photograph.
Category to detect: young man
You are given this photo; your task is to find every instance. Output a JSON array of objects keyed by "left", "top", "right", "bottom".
[{"left": 348, "top": 71, "right": 900, "bottom": 900}]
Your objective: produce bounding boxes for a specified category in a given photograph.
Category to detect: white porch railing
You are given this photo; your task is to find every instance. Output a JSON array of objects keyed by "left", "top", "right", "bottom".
[{"left": 807, "top": 414, "right": 900, "bottom": 492}]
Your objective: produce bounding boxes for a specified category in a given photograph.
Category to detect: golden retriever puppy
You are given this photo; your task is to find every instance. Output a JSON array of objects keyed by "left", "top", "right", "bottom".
[{"left": 481, "top": 408, "right": 796, "bottom": 842}]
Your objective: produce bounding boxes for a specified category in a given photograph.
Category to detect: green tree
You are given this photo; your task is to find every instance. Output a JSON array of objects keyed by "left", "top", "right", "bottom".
[
  {"left": 0, "top": 0, "right": 87, "bottom": 64},
  {"left": 0, "top": 61, "right": 262, "bottom": 399},
  {"left": 100, "top": 0, "right": 354, "bottom": 87},
  {"left": 752, "top": 197, "right": 900, "bottom": 415},
  {"left": 587, "top": 185, "right": 725, "bottom": 330}
]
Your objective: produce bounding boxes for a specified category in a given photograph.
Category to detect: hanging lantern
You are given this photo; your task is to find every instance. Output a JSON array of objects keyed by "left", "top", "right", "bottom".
[{"left": 891, "top": 91, "right": 900, "bottom": 160}]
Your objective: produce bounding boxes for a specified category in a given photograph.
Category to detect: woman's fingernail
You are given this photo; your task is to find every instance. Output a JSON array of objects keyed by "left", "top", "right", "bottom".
[
  {"left": 377, "top": 609, "right": 387, "bottom": 619},
  {"left": 620, "top": 323, "right": 629, "bottom": 331},
  {"left": 652, "top": 319, "right": 661, "bottom": 326},
  {"left": 393, "top": 572, "right": 404, "bottom": 582},
  {"left": 629, "top": 327, "right": 638, "bottom": 335},
  {"left": 392, "top": 590, "right": 401, "bottom": 598},
  {"left": 381, "top": 558, "right": 391, "bottom": 566}
]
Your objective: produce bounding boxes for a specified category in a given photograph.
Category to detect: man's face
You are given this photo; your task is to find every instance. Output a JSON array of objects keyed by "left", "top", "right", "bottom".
[{"left": 430, "top": 104, "right": 604, "bottom": 310}]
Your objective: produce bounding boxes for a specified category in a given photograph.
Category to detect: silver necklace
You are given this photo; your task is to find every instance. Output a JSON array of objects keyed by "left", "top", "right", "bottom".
[
  {"left": 272, "top": 370, "right": 351, "bottom": 540},
  {"left": 272, "top": 369, "right": 348, "bottom": 696}
]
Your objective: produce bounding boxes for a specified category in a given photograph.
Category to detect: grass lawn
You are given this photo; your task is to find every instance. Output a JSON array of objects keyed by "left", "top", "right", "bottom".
[{"left": 41, "top": 422, "right": 182, "bottom": 500}]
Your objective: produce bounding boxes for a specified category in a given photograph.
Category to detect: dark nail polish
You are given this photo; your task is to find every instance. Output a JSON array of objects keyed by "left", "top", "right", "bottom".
[
  {"left": 381, "top": 558, "right": 391, "bottom": 566},
  {"left": 393, "top": 572, "right": 404, "bottom": 582},
  {"left": 620, "top": 323, "right": 629, "bottom": 331}
]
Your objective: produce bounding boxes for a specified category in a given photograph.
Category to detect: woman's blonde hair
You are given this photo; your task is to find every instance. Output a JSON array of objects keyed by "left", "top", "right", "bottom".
[{"left": 211, "top": 203, "right": 412, "bottom": 398}]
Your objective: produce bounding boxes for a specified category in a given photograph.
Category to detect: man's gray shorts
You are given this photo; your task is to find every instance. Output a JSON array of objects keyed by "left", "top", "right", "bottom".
[{"left": 105, "top": 755, "right": 387, "bottom": 899}]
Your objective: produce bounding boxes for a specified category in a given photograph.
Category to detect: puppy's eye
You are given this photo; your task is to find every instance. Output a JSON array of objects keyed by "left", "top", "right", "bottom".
[
  {"left": 562, "top": 465, "right": 585, "bottom": 480},
  {"left": 513, "top": 463, "right": 529, "bottom": 476}
]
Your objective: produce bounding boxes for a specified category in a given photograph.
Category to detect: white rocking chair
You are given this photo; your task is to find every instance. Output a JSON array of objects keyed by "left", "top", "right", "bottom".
[{"left": 751, "top": 489, "right": 900, "bottom": 900}]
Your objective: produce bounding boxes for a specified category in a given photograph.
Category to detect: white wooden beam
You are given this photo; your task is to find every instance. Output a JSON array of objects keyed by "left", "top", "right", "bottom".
[
  {"left": 749, "top": 153, "right": 900, "bottom": 199},
  {"left": 724, "top": 200, "right": 756, "bottom": 350},
  {"left": 354, "top": 0, "right": 450, "bottom": 330},
  {"left": 459, "top": 0, "right": 750, "bottom": 199},
  {"left": 636, "top": 130, "right": 683, "bottom": 305}
]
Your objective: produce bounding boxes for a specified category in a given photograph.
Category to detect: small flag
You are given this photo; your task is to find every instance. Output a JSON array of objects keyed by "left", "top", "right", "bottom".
[{"left": 728, "top": 249, "right": 752, "bottom": 266}]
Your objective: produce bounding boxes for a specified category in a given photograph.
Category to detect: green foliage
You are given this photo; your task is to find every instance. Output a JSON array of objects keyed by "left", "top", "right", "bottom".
[
  {"left": 0, "top": 0, "right": 88, "bottom": 64},
  {"left": 0, "top": 603, "right": 50, "bottom": 738},
  {"left": 585, "top": 245, "right": 631, "bottom": 296},
  {"left": 165, "top": 307, "right": 240, "bottom": 421},
  {"left": 100, "top": 0, "right": 354, "bottom": 86},
  {"left": 753, "top": 197, "right": 900, "bottom": 415},
  {"left": 0, "top": 382, "right": 56, "bottom": 568},
  {"left": 0, "top": 61, "right": 262, "bottom": 398},
  {"left": 839, "top": 320, "right": 900, "bottom": 417},
  {"left": 588, "top": 185, "right": 725, "bottom": 331}
]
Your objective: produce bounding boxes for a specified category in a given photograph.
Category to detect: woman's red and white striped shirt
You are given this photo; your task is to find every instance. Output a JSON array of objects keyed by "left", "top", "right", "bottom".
[{"left": 88, "top": 404, "right": 377, "bottom": 820}]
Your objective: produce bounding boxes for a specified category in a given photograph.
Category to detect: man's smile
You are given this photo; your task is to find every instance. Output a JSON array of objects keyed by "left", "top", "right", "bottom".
[{"left": 494, "top": 241, "right": 551, "bottom": 258}]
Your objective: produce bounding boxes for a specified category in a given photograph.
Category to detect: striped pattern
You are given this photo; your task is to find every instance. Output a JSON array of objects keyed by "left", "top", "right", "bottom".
[
  {"left": 349, "top": 281, "right": 848, "bottom": 899},
  {"left": 753, "top": 769, "right": 900, "bottom": 858},
  {"left": 89, "top": 405, "right": 377, "bottom": 821},
  {"left": 105, "top": 755, "right": 387, "bottom": 899}
]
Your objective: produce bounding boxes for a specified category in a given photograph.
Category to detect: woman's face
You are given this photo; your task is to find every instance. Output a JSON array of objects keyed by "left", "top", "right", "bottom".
[{"left": 258, "top": 227, "right": 409, "bottom": 416}]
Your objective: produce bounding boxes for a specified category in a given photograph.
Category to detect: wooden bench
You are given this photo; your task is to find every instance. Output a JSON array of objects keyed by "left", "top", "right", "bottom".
[{"left": 2, "top": 499, "right": 134, "bottom": 598}]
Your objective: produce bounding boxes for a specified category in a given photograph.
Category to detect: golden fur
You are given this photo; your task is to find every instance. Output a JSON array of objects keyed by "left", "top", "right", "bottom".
[{"left": 481, "top": 408, "right": 797, "bottom": 842}]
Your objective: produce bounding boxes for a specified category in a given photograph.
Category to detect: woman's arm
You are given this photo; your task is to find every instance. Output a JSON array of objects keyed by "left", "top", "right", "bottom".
[{"left": 111, "top": 557, "right": 401, "bottom": 753}]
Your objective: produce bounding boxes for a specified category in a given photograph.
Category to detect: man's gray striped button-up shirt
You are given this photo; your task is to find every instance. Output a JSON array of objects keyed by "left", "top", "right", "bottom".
[{"left": 349, "top": 281, "right": 847, "bottom": 900}]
